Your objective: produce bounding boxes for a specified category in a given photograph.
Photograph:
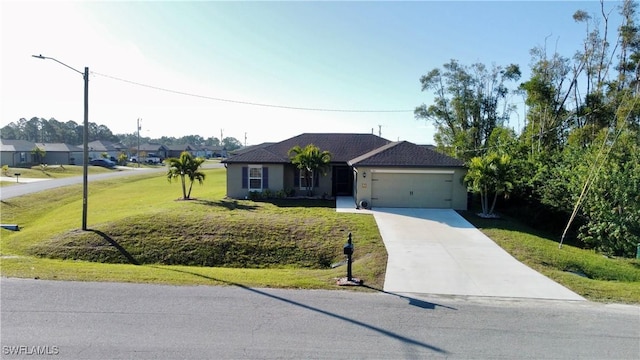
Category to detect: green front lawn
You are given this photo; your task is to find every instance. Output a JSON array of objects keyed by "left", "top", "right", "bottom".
[{"left": 0, "top": 169, "right": 387, "bottom": 290}]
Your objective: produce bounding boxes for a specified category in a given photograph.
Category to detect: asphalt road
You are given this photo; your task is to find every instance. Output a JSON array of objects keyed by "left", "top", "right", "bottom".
[{"left": 1, "top": 278, "right": 638, "bottom": 359}]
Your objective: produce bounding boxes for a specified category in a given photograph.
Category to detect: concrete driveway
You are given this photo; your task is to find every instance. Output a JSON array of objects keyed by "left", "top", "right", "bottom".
[{"left": 337, "top": 199, "right": 584, "bottom": 300}]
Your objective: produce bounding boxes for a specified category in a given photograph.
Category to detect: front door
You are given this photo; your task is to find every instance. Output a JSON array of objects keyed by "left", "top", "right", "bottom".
[{"left": 332, "top": 166, "right": 353, "bottom": 196}]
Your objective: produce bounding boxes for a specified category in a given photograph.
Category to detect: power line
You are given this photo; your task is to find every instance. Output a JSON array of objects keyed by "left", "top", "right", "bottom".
[
  {"left": 91, "top": 71, "right": 414, "bottom": 114},
  {"left": 558, "top": 71, "right": 640, "bottom": 248}
]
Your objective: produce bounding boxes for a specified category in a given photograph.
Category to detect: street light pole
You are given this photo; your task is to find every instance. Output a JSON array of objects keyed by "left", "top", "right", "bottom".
[
  {"left": 32, "top": 54, "right": 89, "bottom": 231},
  {"left": 82, "top": 66, "right": 89, "bottom": 230}
]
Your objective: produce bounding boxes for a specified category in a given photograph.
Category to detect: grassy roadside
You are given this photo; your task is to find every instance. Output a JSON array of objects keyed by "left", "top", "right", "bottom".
[
  {"left": 0, "top": 168, "right": 387, "bottom": 290},
  {"left": 0, "top": 165, "right": 115, "bottom": 184},
  {"left": 460, "top": 211, "right": 640, "bottom": 304}
]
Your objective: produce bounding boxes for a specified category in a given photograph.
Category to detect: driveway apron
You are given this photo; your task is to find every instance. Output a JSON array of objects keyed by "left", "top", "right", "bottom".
[{"left": 373, "top": 208, "right": 584, "bottom": 300}]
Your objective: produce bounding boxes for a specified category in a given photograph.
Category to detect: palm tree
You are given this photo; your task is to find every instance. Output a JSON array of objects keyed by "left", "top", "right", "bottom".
[
  {"left": 166, "top": 151, "right": 206, "bottom": 200},
  {"left": 464, "top": 153, "right": 513, "bottom": 217},
  {"left": 288, "top": 144, "right": 332, "bottom": 196},
  {"left": 31, "top": 146, "right": 46, "bottom": 164}
]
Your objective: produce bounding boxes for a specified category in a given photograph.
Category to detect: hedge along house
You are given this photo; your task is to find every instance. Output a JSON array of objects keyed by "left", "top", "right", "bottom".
[{"left": 222, "top": 133, "right": 468, "bottom": 210}]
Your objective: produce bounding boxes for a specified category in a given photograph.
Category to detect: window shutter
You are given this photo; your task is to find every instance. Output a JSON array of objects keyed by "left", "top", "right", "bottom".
[
  {"left": 294, "top": 168, "right": 299, "bottom": 187},
  {"left": 263, "top": 167, "right": 269, "bottom": 189},
  {"left": 314, "top": 171, "right": 319, "bottom": 187},
  {"left": 242, "top": 166, "right": 248, "bottom": 189}
]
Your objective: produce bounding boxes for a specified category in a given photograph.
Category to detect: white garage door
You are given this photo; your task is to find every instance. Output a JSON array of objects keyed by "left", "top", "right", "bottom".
[{"left": 371, "top": 171, "right": 454, "bottom": 208}]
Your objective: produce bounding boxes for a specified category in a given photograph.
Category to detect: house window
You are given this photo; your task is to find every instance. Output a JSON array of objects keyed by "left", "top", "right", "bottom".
[
  {"left": 19, "top": 152, "right": 26, "bottom": 163},
  {"left": 242, "top": 165, "right": 269, "bottom": 190},
  {"left": 299, "top": 170, "right": 313, "bottom": 189},
  {"left": 249, "top": 166, "right": 262, "bottom": 191}
]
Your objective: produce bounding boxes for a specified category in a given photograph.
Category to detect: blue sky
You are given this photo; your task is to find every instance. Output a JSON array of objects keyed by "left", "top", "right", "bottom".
[{"left": 1, "top": 1, "right": 623, "bottom": 145}]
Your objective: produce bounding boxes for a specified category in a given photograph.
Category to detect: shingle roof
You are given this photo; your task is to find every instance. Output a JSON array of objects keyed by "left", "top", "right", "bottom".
[
  {"left": 166, "top": 144, "right": 195, "bottom": 151},
  {"left": 88, "top": 140, "right": 126, "bottom": 152},
  {"left": 223, "top": 133, "right": 390, "bottom": 164},
  {"left": 348, "top": 141, "right": 465, "bottom": 167},
  {"left": 36, "top": 143, "right": 82, "bottom": 152},
  {"left": 0, "top": 139, "right": 36, "bottom": 152},
  {"left": 229, "top": 143, "right": 275, "bottom": 156},
  {"left": 138, "top": 143, "right": 168, "bottom": 152}
]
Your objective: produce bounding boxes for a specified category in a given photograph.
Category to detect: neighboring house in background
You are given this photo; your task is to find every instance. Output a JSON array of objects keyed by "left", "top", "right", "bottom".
[
  {"left": 166, "top": 144, "right": 199, "bottom": 158},
  {"left": 0, "top": 139, "right": 38, "bottom": 166},
  {"left": 0, "top": 139, "right": 82, "bottom": 167},
  {"left": 88, "top": 140, "right": 127, "bottom": 160},
  {"left": 167, "top": 144, "right": 196, "bottom": 158},
  {"left": 200, "top": 145, "right": 226, "bottom": 158},
  {"left": 35, "top": 143, "right": 83, "bottom": 165},
  {"left": 222, "top": 133, "right": 467, "bottom": 210},
  {"left": 135, "top": 143, "right": 169, "bottom": 159}
]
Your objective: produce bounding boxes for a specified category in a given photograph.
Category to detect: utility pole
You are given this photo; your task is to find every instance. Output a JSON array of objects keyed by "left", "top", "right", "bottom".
[
  {"left": 244, "top": 132, "right": 247, "bottom": 147},
  {"left": 137, "top": 118, "right": 141, "bottom": 168}
]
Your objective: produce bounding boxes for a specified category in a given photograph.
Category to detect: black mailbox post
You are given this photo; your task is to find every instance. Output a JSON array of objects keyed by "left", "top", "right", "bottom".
[
  {"left": 343, "top": 233, "right": 354, "bottom": 281},
  {"left": 14, "top": 173, "right": 21, "bottom": 183},
  {"left": 337, "top": 232, "right": 362, "bottom": 286}
]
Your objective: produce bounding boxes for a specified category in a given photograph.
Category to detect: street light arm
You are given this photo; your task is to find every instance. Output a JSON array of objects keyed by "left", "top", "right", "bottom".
[
  {"left": 32, "top": 54, "right": 84, "bottom": 76},
  {"left": 32, "top": 53, "right": 90, "bottom": 230}
]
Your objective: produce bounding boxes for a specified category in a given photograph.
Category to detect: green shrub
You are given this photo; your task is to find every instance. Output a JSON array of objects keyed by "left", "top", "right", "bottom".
[
  {"left": 248, "top": 191, "right": 261, "bottom": 201},
  {"left": 261, "top": 189, "right": 271, "bottom": 199}
]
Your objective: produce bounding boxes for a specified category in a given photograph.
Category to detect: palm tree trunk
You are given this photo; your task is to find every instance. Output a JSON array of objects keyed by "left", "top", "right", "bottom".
[
  {"left": 481, "top": 186, "right": 488, "bottom": 216},
  {"left": 305, "top": 170, "right": 311, "bottom": 196},
  {"left": 180, "top": 175, "right": 187, "bottom": 199},
  {"left": 489, "top": 191, "right": 499, "bottom": 215},
  {"left": 187, "top": 179, "right": 194, "bottom": 199}
]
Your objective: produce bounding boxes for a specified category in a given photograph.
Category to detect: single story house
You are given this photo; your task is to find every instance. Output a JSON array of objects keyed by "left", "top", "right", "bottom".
[
  {"left": 200, "top": 145, "right": 227, "bottom": 158},
  {"left": 166, "top": 144, "right": 197, "bottom": 159},
  {"left": 36, "top": 143, "right": 83, "bottom": 165},
  {"left": 88, "top": 140, "right": 127, "bottom": 160},
  {"left": 222, "top": 133, "right": 467, "bottom": 210},
  {"left": 0, "top": 139, "right": 83, "bottom": 166},
  {"left": 135, "top": 143, "right": 169, "bottom": 159}
]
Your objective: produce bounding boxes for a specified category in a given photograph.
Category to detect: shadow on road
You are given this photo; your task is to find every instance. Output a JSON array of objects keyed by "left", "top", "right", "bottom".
[
  {"left": 362, "top": 284, "right": 457, "bottom": 311},
  {"left": 152, "top": 266, "right": 449, "bottom": 355}
]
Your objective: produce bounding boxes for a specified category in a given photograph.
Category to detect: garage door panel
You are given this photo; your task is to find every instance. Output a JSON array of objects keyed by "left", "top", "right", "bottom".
[{"left": 371, "top": 172, "right": 453, "bottom": 208}]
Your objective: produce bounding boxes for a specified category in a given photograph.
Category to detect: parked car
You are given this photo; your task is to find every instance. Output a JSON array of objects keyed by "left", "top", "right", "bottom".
[
  {"left": 129, "top": 154, "right": 162, "bottom": 164},
  {"left": 90, "top": 158, "right": 116, "bottom": 168}
]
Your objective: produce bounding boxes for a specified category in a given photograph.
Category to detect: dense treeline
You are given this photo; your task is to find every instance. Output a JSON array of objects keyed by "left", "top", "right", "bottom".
[
  {"left": 0, "top": 117, "right": 119, "bottom": 144},
  {"left": 416, "top": 0, "right": 640, "bottom": 257},
  {"left": 0, "top": 117, "right": 243, "bottom": 150}
]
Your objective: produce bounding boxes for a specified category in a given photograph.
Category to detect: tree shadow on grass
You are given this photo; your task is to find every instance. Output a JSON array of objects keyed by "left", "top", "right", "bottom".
[
  {"left": 0, "top": 200, "right": 16, "bottom": 207},
  {"left": 151, "top": 266, "right": 449, "bottom": 355},
  {"left": 194, "top": 199, "right": 259, "bottom": 211},
  {"left": 265, "top": 199, "right": 335, "bottom": 208},
  {"left": 88, "top": 229, "right": 139, "bottom": 265}
]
